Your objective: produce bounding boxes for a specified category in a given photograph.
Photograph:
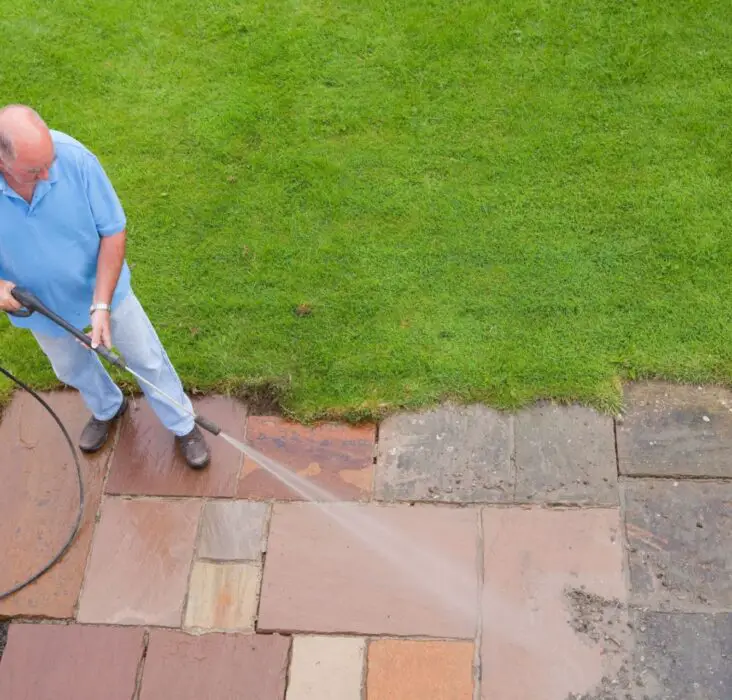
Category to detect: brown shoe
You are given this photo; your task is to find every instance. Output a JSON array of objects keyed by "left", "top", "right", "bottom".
[
  {"left": 79, "top": 397, "right": 128, "bottom": 453},
  {"left": 176, "top": 426, "right": 211, "bottom": 469}
]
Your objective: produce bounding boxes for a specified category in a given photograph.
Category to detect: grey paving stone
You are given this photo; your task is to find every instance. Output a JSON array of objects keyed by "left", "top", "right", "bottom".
[
  {"left": 631, "top": 610, "right": 732, "bottom": 700},
  {"left": 571, "top": 610, "right": 732, "bottom": 700},
  {"left": 375, "top": 405, "right": 513, "bottom": 503},
  {"left": 514, "top": 403, "right": 617, "bottom": 505},
  {"left": 623, "top": 480, "right": 732, "bottom": 609},
  {"left": 617, "top": 382, "right": 732, "bottom": 478},
  {"left": 198, "top": 500, "right": 268, "bottom": 561}
]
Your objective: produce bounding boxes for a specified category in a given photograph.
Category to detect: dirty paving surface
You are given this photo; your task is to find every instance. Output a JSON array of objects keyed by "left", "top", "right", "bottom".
[{"left": 0, "top": 382, "right": 730, "bottom": 699}]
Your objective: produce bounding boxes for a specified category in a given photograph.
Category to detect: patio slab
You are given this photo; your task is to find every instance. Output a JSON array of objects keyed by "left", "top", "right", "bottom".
[
  {"left": 623, "top": 480, "right": 732, "bottom": 609},
  {"left": 481, "top": 507, "right": 626, "bottom": 700},
  {"left": 286, "top": 636, "right": 365, "bottom": 700},
  {"left": 237, "top": 416, "right": 375, "bottom": 501},
  {"left": 105, "top": 396, "right": 246, "bottom": 497},
  {"left": 0, "top": 391, "right": 114, "bottom": 618},
  {"left": 139, "top": 630, "right": 290, "bottom": 700},
  {"left": 375, "top": 406, "right": 513, "bottom": 503},
  {"left": 258, "top": 502, "right": 479, "bottom": 638},
  {"left": 197, "top": 500, "right": 268, "bottom": 561},
  {"left": 629, "top": 609, "right": 732, "bottom": 700},
  {"left": 367, "top": 639, "right": 474, "bottom": 700},
  {"left": 0, "top": 623, "right": 144, "bottom": 700},
  {"left": 77, "top": 497, "right": 201, "bottom": 625},
  {"left": 514, "top": 403, "right": 617, "bottom": 505},
  {"left": 617, "top": 382, "right": 732, "bottom": 478},
  {"left": 184, "top": 561, "right": 260, "bottom": 631}
]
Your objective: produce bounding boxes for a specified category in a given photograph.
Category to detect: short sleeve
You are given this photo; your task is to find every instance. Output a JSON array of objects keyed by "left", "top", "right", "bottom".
[{"left": 84, "top": 154, "right": 126, "bottom": 236}]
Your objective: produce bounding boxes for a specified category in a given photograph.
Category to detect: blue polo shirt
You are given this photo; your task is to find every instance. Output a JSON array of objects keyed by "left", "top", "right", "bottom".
[{"left": 0, "top": 129, "right": 131, "bottom": 337}]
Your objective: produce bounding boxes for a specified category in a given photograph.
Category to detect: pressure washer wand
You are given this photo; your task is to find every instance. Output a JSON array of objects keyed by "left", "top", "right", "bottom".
[{"left": 9, "top": 287, "right": 221, "bottom": 436}]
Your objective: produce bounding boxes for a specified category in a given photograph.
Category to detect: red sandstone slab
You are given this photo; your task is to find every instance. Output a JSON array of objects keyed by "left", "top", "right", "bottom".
[
  {"left": 259, "top": 503, "right": 479, "bottom": 638},
  {"left": 139, "top": 630, "right": 290, "bottom": 700},
  {"left": 0, "top": 391, "right": 114, "bottom": 618},
  {"left": 367, "top": 640, "right": 474, "bottom": 700},
  {"left": 237, "top": 416, "right": 375, "bottom": 501},
  {"left": 105, "top": 396, "right": 246, "bottom": 497},
  {"left": 77, "top": 497, "right": 201, "bottom": 626},
  {"left": 0, "top": 623, "right": 144, "bottom": 700},
  {"left": 481, "top": 508, "right": 626, "bottom": 700}
]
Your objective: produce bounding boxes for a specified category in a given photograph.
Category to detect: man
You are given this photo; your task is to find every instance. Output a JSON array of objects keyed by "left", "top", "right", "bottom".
[{"left": 0, "top": 104, "right": 210, "bottom": 469}]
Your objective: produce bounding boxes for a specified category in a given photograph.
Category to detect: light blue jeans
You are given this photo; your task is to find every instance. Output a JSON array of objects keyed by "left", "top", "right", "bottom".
[{"left": 33, "top": 292, "right": 195, "bottom": 436}]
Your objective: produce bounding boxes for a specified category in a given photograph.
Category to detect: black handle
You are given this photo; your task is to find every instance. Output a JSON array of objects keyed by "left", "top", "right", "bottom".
[
  {"left": 7, "top": 286, "right": 35, "bottom": 317},
  {"left": 9, "top": 287, "right": 127, "bottom": 370}
]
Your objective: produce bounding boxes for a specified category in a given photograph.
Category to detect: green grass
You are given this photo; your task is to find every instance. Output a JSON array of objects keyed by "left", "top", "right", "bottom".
[{"left": 1, "top": 0, "right": 731, "bottom": 420}]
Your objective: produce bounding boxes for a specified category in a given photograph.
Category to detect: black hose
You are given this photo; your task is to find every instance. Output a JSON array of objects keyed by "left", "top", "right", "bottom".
[{"left": 0, "top": 365, "right": 85, "bottom": 601}]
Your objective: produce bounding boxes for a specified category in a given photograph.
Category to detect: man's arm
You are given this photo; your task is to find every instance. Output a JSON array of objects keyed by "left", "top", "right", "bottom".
[
  {"left": 94, "top": 229, "right": 126, "bottom": 305},
  {"left": 84, "top": 151, "right": 127, "bottom": 349},
  {"left": 90, "top": 229, "right": 125, "bottom": 349}
]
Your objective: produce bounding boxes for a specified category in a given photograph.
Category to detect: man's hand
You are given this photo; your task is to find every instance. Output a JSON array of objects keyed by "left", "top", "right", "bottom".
[
  {"left": 90, "top": 309, "right": 113, "bottom": 349},
  {"left": 0, "top": 280, "right": 22, "bottom": 313}
]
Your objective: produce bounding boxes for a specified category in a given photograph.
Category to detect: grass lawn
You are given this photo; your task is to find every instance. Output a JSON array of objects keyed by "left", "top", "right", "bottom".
[{"left": 1, "top": 0, "right": 731, "bottom": 420}]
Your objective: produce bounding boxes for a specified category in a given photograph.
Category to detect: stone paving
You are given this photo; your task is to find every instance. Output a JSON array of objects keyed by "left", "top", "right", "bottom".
[{"left": 0, "top": 382, "right": 730, "bottom": 699}]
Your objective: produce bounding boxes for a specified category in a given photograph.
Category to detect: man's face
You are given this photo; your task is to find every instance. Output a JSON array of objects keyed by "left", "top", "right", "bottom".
[{"left": 2, "top": 151, "right": 55, "bottom": 185}]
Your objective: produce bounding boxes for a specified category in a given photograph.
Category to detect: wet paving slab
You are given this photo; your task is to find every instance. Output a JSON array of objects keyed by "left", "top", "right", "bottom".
[
  {"left": 237, "top": 416, "right": 375, "bottom": 501},
  {"left": 105, "top": 395, "right": 246, "bottom": 497}
]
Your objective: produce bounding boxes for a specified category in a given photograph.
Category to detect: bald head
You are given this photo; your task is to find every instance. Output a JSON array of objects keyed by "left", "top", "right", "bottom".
[
  {"left": 0, "top": 104, "right": 55, "bottom": 186},
  {"left": 0, "top": 105, "right": 53, "bottom": 161}
]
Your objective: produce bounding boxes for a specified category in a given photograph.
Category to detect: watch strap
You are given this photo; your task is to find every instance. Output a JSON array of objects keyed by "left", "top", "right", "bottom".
[{"left": 90, "top": 302, "right": 112, "bottom": 314}]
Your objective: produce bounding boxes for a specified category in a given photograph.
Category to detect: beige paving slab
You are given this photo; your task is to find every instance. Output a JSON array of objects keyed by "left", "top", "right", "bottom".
[
  {"left": 286, "top": 636, "right": 365, "bottom": 700},
  {"left": 184, "top": 561, "right": 260, "bottom": 631}
]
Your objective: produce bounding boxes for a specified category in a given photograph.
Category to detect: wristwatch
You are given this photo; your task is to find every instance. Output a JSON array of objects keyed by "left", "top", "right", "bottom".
[{"left": 90, "top": 302, "right": 112, "bottom": 314}]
